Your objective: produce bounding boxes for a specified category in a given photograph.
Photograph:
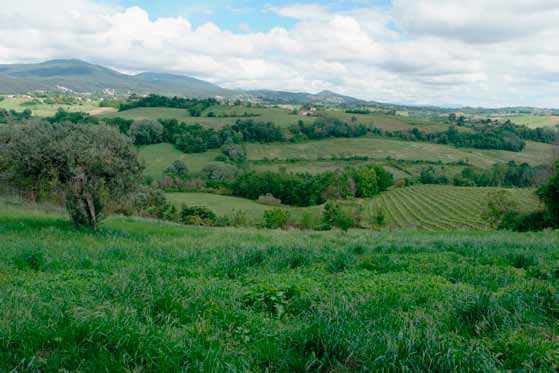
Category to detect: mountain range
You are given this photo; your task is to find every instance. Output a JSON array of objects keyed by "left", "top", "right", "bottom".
[{"left": 0, "top": 59, "right": 365, "bottom": 105}]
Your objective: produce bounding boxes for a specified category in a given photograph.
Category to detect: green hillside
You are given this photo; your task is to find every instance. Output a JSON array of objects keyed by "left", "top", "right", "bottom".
[
  {"left": 163, "top": 185, "right": 539, "bottom": 231},
  {"left": 138, "top": 143, "right": 219, "bottom": 178},
  {"left": 247, "top": 138, "right": 553, "bottom": 167},
  {"left": 1, "top": 202, "right": 558, "bottom": 371}
]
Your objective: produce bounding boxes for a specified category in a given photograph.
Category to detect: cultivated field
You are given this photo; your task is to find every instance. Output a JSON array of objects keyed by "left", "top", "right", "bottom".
[
  {"left": 363, "top": 185, "right": 540, "bottom": 231},
  {"left": 1, "top": 201, "right": 558, "bottom": 371}
]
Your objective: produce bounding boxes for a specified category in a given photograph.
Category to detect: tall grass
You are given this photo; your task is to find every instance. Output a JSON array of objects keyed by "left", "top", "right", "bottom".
[{"left": 1, "top": 203, "right": 558, "bottom": 371}]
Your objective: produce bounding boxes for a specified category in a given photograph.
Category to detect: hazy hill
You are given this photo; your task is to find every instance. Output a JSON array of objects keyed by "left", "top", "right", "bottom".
[
  {"left": 0, "top": 59, "right": 231, "bottom": 98},
  {"left": 248, "top": 89, "right": 366, "bottom": 105},
  {"left": 0, "top": 59, "right": 368, "bottom": 105}
]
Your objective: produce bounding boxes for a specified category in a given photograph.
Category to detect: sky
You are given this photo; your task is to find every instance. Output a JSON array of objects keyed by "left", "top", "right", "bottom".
[{"left": 1, "top": 0, "right": 559, "bottom": 107}]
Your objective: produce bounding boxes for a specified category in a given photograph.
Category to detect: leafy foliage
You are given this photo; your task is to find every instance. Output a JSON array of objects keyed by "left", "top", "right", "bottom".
[{"left": 1, "top": 122, "right": 143, "bottom": 230}]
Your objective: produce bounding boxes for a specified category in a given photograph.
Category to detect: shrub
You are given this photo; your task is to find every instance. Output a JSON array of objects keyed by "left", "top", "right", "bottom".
[
  {"left": 263, "top": 208, "right": 290, "bottom": 229},
  {"left": 179, "top": 205, "right": 217, "bottom": 226}
]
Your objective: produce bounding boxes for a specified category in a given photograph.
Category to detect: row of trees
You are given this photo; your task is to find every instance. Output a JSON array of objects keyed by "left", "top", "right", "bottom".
[
  {"left": 230, "top": 164, "right": 393, "bottom": 207},
  {"left": 471, "top": 120, "right": 558, "bottom": 144},
  {"left": 289, "top": 117, "right": 368, "bottom": 140},
  {"left": 372, "top": 126, "right": 526, "bottom": 152},
  {"left": 419, "top": 161, "right": 548, "bottom": 188}
]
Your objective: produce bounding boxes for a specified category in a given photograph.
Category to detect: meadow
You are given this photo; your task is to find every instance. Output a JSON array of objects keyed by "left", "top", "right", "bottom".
[
  {"left": 138, "top": 143, "right": 219, "bottom": 178},
  {"left": 1, "top": 200, "right": 558, "bottom": 371}
]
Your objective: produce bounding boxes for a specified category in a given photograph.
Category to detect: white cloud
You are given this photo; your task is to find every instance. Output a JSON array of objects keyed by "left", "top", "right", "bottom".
[{"left": 1, "top": 0, "right": 559, "bottom": 106}]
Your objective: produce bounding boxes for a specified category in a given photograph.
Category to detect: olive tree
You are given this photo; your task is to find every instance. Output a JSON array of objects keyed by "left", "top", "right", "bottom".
[{"left": 2, "top": 122, "right": 143, "bottom": 231}]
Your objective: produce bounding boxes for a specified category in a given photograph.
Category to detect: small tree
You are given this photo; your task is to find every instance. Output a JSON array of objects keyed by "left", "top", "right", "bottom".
[
  {"left": 129, "top": 120, "right": 164, "bottom": 145},
  {"left": 164, "top": 160, "right": 189, "bottom": 178},
  {"left": 3, "top": 122, "right": 143, "bottom": 231},
  {"left": 221, "top": 144, "right": 247, "bottom": 163}
]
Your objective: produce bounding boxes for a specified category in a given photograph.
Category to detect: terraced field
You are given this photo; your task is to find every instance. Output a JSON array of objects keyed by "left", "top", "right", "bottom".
[{"left": 364, "top": 185, "right": 540, "bottom": 231}]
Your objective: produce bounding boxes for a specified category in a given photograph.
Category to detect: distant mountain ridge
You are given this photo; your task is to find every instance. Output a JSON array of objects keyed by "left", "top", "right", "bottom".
[
  {"left": 0, "top": 59, "right": 365, "bottom": 105},
  {"left": 0, "top": 59, "right": 231, "bottom": 98}
]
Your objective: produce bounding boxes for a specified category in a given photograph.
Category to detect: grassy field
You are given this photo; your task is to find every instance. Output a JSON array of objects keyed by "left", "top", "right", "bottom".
[
  {"left": 164, "top": 185, "right": 539, "bottom": 231},
  {"left": 247, "top": 138, "right": 553, "bottom": 167},
  {"left": 325, "top": 110, "right": 454, "bottom": 133},
  {"left": 1, "top": 201, "right": 558, "bottom": 371},
  {"left": 138, "top": 143, "right": 219, "bottom": 179},
  {"left": 251, "top": 159, "right": 463, "bottom": 180},
  {"left": 0, "top": 96, "right": 105, "bottom": 117},
  {"left": 165, "top": 192, "right": 320, "bottom": 225},
  {"left": 488, "top": 114, "right": 559, "bottom": 129}
]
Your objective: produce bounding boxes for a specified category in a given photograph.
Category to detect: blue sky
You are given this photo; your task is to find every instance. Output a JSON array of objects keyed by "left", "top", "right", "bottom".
[{"left": 109, "top": 0, "right": 391, "bottom": 32}]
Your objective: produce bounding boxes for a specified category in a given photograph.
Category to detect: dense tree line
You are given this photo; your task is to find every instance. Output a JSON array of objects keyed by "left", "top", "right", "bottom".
[
  {"left": 471, "top": 121, "right": 558, "bottom": 145},
  {"left": 289, "top": 117, "right": 368, "bottom": 140},
  {"left": 420, "top": 161, "right": 548, "bottom": 188},
  {"left": 230, "top": 164, "right": 393, "bottom": 207},
  {"left": 372, "top": 126, "right": 526, "bottom": 152},
  {"left": 118, "top": 94, "right": 218, "bottom": 116}
]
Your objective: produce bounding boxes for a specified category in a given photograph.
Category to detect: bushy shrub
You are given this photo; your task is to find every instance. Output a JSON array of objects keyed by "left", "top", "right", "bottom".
[
  {"left": 179, "top": 205, "right": 217, "bottom": 226},
  {"left": 263, "top": 208, "right": 290, "bottom": 229}
]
